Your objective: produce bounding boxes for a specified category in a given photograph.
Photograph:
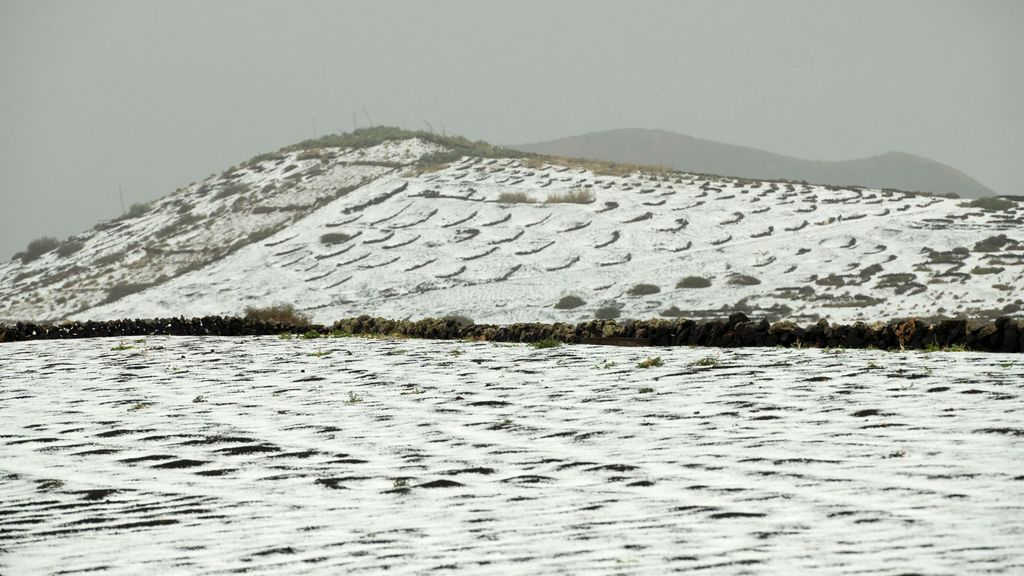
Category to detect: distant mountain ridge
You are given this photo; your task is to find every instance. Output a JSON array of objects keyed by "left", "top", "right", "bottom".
[{"left": 511, "top": 128, "right": 996, "bottom": 199}]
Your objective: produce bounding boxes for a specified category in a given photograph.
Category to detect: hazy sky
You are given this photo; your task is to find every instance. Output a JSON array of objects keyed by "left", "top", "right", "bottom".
[{"left": 1, "top": 0, "right": 1021, "bottom": 260}]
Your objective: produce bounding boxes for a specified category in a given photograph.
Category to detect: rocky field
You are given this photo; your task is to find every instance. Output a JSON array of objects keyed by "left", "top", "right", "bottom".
[{"left": 2, "top": 335, "right": 1022, "bottom": 574}]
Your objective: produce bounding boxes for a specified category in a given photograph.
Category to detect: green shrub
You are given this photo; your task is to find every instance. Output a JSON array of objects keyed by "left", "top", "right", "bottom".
[
  {"left": 127, "top": 203, "right": 149, "bottom": 218},
  {"left": 243, "top": 304, "right": 312, "bottom": 326},
  {"left": 497, "top": 191, "right": 534, "bottom": 204},
  {"left": 554, "top": 295, "right": 586, "bottom": 309},
  {"left": 965, "top": 197, "right": 1015, "bottom": 211},
  {"left": 545, "top": 189, "right": 595, "bottom": 204},
  {"left": 17, "top": 236, "right": 60, "bottom": 263},
  {"left": 55, "top": 240, "right": 85, "bottom": 258},
  {"left": 595, "top": 306, "right": 621, "bottom": 320},
  {"left": 727, "top": 274, "right": 761, "bottom": 286},
  {"left": 676, "top": 276, "right": 711, "bottom": 289},
  {"left": 320, "top": 232, "right": 353, "bottom": 245},
  {"left": 627, "top": 283, "right": 661, "bottom": 296}
]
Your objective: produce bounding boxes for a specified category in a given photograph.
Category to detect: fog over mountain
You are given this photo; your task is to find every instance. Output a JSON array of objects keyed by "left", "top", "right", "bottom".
[{"left": 513, "top": 129, "right": 997, "bottom": 198}]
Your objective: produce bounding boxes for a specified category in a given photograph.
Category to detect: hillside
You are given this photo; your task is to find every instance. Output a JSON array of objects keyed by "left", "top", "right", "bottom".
[
  {"left": 1, "top": 128, "right": 1021, "bottom": 325},
  {"left": 512, "top": 128, "right": 997, "bottom": 199}
]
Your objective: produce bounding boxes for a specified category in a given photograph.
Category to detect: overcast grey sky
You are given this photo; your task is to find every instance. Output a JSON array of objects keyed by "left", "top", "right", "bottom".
[{"left": 1, "top": 0, "right": 1021, "bottom": 260}]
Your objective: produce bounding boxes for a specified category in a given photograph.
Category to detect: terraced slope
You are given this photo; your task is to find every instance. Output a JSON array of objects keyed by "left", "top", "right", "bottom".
[
  {"left": 2, "top": 134, "right": 1022, "bottom": 324},
  {"left": 2, "top": 336, "right": 1022, "bottom": 574},
  {"left": 0, "top": 139, "right": 442, "bottom": 322}
]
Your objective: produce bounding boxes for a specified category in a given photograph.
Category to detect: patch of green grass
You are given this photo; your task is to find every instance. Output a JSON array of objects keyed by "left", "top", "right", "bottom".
[
  {"left": 301, "top": 330, "right": 323, "bottom": 339},
  {"left": 111, "top": 340, "right": 134, "bottom": 351},
  {"left": 309, "top": 350, "right": 331, "bottom": 357},
  {"left": 637, "top": 357, "right": 663, "bottom": 369},
  {"left": 531, "top": 337, "right": 562, "bottom": 349},
  {"left": 924, "top": 343, "right": 971, "bottom": 353},
  {"left": 278, "top": 333, "right": 294, "bottom": 340},
  {"left": 450, "top": 349, "right": 463, "bottom": 356},
  {"left": 393, "top": 478, "right": 409, "bottom": 489},
  {"left": 689, "top": 355, "right": 719, "bottom": 368},
  {"left": 637, "top": 387, "right": 655, "bottom": 394},
  {"left": 128, "top": 402, "right": 150, "bottom": 411}
]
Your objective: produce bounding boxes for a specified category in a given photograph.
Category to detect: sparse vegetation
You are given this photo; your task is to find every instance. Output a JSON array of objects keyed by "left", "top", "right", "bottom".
[
  {"left": 545, "top": 189, "right": 595, "bottom": 204},
  {"left": 214, "top": 182, "right": 249, "bottom": 199},
  {"left": 637, "top": 386, "right": 655, "bottom": 394},
  {"left": 103, "top": 282, "right": 153, "bottom": 304},
  {"left": 554, "top": 295, "right": 586, "bottom": 309},
  {"left": 627, "top": 283, "right": 661, "bottom": 296},
  {"left": 531, "top": 337, "right": 562, "bottom": 349},
  {"left": 346, "top": 391, "right": 363, "bottom": 404},
  {"left": 243, "top": 304, "right": 311, "bottom": 326},
  {"left": 55, "top": 240, "right": 86, "bottom": 258},
  {"left": 690, "top": 355, "right": 720, "bottom": 368},
  {"left": 110, "top": 340, "right": 134, "bottom": 351},
  {"left": 676, "top": 276, "right": 712, "bottom": 289},
  {"left": 282, "top": 126, "right": 530, "bottom": 171},
  {"left": 497, "top": 191, "right": 534, "bottom": 204}
]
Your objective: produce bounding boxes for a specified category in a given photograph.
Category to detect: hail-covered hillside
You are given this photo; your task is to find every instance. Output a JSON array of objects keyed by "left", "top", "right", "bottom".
[{"left": 2, "top": 130, "right": 1022, "bottom": 324}]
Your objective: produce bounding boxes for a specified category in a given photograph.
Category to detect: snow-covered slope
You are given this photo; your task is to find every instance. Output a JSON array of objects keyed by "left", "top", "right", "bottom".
[{"left": 2, "top": 135, "right": 1022, "bottom": 324}]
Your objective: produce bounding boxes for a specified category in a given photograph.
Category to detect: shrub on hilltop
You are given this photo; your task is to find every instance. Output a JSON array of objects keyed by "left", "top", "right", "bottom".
[{"left": 14, "top": 236, "right": 60, "bottom": 263}]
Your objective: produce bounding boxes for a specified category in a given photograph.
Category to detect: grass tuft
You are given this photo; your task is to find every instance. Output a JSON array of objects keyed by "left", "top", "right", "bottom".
[{"left": 637, "top": 357, "right": 663, "bottom": 369}]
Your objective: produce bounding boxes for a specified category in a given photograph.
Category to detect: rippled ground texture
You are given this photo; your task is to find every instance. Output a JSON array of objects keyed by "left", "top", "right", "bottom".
[{"left": 1, "top": 336, "right": 1022, "bottom": 575}]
